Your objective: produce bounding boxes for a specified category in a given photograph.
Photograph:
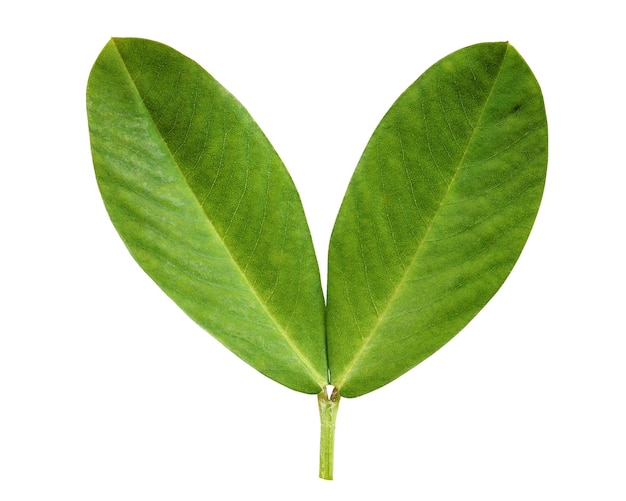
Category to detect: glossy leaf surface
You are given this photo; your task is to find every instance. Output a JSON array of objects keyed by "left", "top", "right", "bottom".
[
  {"left": 87, "top": 38, "right": 327, "bottom": 393},
  {"left": 327, "top": 42, "right": 547, "bottom": 397}
]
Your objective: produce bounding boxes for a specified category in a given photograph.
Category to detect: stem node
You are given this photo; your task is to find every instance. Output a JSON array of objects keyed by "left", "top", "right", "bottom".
[{"left": 318, "top": 385, "right": 340, "bottom": 480}]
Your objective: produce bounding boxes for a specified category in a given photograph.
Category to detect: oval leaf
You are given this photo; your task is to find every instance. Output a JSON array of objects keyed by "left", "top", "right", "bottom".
[
  {"left": 87, "top": 38, "right": 327, "bottom": 393},
  {"left": 327, "top": 42, "right": 548, "bottom": 397}
]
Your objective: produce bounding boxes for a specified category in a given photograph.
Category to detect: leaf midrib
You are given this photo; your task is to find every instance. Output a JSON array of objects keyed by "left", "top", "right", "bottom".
[
  {"left": 332, "top": 44, "right": 510, "bottom": 390},
  {"left": 111, "top": 40, "right": 327, "bottom": 388}
]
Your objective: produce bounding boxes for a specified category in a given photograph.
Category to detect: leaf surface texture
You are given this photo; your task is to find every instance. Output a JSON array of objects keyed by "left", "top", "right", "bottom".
[
  {"left": 327, "top": 42, "right": 548, "bottom": 397},
  {"left": 87, "top": 38, "right": 327, "bottom": 393}
]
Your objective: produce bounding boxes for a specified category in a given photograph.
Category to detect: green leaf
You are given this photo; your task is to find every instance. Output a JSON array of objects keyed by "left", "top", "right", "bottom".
[
  {"left": 86, "top": 38, "right": 327, "bottom": 393},
  {"left": 327, "top": 42, "right": 548, "bottom": 397}
]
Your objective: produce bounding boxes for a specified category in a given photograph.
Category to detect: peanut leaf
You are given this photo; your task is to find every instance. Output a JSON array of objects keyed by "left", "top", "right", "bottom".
[
  {"left": 87, "top": 38, "right": 327, "bottom": 393},
  {"left": 327, "top": 42, "right": 548, "bottom": 397},
  {"left": 87, "top": 39, "right": 548, "bottom": 479}
]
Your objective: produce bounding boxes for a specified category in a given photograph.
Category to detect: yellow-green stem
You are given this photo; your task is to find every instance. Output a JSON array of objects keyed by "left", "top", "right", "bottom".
[{"left": 318, "top": 386, "right": 340, "bottom": 480}]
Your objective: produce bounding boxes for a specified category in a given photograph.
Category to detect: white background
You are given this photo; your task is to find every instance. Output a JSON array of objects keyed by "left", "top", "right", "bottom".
[{"left": 2, "top": 1, "right": 624, "bottom": 499}]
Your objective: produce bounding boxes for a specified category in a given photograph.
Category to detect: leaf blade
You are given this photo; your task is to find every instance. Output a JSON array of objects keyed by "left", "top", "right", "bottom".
[
  {"left": 87, "top": 38, "right": 327, "bottom": 393},
  {"left": 327, "top": 42, "right": 548, "bottom": 397}
]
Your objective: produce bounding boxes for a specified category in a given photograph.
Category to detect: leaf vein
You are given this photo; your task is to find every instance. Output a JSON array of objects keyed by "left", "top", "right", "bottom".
[{"left": 333, "top": 45, "right": 511, "bottom": 389}]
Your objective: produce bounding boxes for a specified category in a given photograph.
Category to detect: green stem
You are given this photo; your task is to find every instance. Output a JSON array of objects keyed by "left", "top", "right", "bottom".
[{"left": 318, "top": 385, "right": 340, "bottom": 480}]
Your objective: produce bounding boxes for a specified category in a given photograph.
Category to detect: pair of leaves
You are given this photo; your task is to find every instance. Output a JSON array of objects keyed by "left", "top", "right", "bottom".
[{"left": 87, "top": 39, "right": 547, "bottom": 398}]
